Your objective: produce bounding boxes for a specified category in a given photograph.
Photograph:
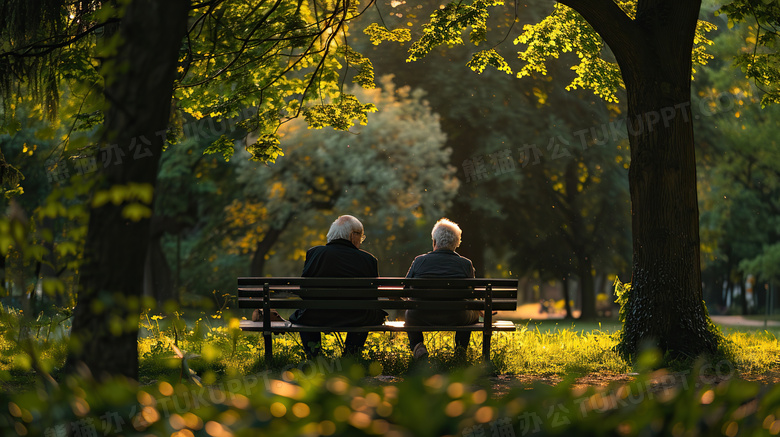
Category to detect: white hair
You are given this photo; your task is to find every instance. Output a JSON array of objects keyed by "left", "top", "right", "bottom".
[
  {"left": 326, "top": 215, "right": 363, "bottom": 242},
  {"left": 432, "top": 218, "right": 461, "bottom": 251}
]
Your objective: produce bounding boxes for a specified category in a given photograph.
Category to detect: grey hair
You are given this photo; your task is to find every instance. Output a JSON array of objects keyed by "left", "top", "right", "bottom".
[
  {"left": 327, "top": 215, "right": 363, "bottom": 242},
  {"left": 432, "top": 218, "right": 461, "bottom": 251}
]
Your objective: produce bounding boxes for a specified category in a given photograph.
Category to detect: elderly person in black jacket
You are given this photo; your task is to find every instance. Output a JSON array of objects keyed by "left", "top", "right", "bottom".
[
  {"left": 405, "top": 218, "right": 479, "bottom": 360},
  {"left": 289, "top": 215, "right": 386, "bottom": 359}
]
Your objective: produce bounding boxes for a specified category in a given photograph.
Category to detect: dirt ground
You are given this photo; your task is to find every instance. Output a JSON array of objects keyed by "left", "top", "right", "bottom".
[
  {"left": 368, "top": 369, "right": 780, "bottom": 400},
  {"left": 486, "top": 370, "right": 780, "bottom": 398}
]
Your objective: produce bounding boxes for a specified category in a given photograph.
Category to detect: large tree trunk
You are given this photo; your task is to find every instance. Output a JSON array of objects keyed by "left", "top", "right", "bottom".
[
  {"left": 66, "top": 0, "right": 190, "bottom": 380},
  {"left": 144, "top": 236, "right": 174, "bottom": 306},
  {"left": 439, "top": 124, "right": 486, "bottom": 276},
  {"left": 562, "top": 0, "right": 718, "bottom": 359},
  {"left": 619, "top": 2, "right": 717, "bottom": 358}
]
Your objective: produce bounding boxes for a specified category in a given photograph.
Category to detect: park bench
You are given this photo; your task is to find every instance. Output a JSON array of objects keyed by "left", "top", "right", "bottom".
[{"left": 237, "top": 277, "right": 519, "bottom": 362}]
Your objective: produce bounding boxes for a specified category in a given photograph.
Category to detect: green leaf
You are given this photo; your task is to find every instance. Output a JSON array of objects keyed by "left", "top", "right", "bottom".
[
  {"left": 121, "top": 203, "right": 152, "bottom": 221},
  {"left": 344, "top": 47, "right": 376, "bottom": 89},
  {"left": 303, "top": 94, "right": 377, "bottom": 130},
  {"left": 466, "top": 49, "right": 513, "bottom": 74},
  {"left": 246, "top": 135, "right": 284, "bottom": 163},
  {"left": 56, "top": 241, "right": 79, "bottom": 256},
  {"left": 363, "top": 23, "right": 411, "bottom": 46},
  {"left": 92, "top": 190, "right": 111, "bottom": 208},
  {"left": 204, "top": 135, "right": 236, "bottom": 162},
  {"left": 127, "top": 182, "right": 154, "bottom": 204},
  {"left": 42, "top": 278, "right": 65, "bottom": 296}
]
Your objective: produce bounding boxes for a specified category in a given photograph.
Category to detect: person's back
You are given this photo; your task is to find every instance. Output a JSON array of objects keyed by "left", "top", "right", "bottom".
[
  {"left": 302, "top": 239, "right": 378, "bottom": 278},
  {"left": 406, "top": 250, "right": 473, "bottom": 279},
  {"left": 406, "top": 249, "right": 474, "bottom": 302},
  {"left": 404, "top": 218, "right": 479, "bottom": 360},
  {"left": 289, "top": 215, "right": 385, "bottom": 359}
]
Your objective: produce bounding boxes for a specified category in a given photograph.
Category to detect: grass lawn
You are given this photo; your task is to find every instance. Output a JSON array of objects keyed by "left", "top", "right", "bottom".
[{"left": 2, "top": 307, "right": 780, "bottom": 436}]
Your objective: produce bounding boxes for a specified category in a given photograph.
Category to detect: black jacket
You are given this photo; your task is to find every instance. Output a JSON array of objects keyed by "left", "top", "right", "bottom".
[
  {"left": 301, "top": 239, "right": 378, "bottom": 277},
  {"left": 289, "top": 239, "right": 383, "bottom": 325}
]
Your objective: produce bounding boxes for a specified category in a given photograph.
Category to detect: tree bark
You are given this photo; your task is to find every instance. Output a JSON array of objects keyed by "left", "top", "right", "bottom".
[
  {"left": 143, "top": 215, "right": 184, "bottom": 306},
  {"left": 144, "top": 236, "right": 174, "bottom": 306},
  {"left": 250, "top": 226, "right": 287, "bottom": 277},
  {"left": 560, "top": 160, "right": 598, "bottom": 319},
  {"left": 576, "top": 255, "right": 597, "bottom": 320},
  {"left": 561, "top": 0, "right": 719, "bottom": 358},
  {"left": 620, "top": 2, "right": 718, "bottom": 358},
  {"left": 66, "top": 0, "right": 190, "bottom": 380},
  {"left": 561, "top": 275, "right": 573, "bottom": 319}
]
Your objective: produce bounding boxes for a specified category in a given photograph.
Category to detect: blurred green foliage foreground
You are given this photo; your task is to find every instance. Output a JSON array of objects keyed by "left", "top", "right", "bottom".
[
  {"left": 4, "top": 359, "right": 780, "bottom": 437},
  {"left": 2, "top": 307, "right": 780, "bottom": 436}
]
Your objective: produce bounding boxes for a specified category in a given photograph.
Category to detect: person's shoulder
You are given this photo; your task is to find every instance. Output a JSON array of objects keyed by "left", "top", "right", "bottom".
[
  {"left": 414, "top": 251, "right": 436, "bottom": 260},
  {"left": 408, "top": 251, "right": 433, "bottom": 266},
  {"left": 453, "top": 251, "right": 472, "bottom": 263},
  {"left": 358, "top": 249, "right": 378, "bottom": 262},
  {"left": 306, "top": 245, "right": 327, "bottom": 256},
  {"left": 405, "top": 252, "right": 429, "bottom": 278},
  {"left": 453, "top": 252, "right": 475, "bottom": 272}
]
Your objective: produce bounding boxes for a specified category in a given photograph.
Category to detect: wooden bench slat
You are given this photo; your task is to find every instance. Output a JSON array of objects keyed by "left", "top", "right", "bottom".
[
  {"left": 238, "top": 277, "right": 518, "bottom": 287},
  {"left": 238, "top": 288, "right": 518, "bottom": 299},
  {"left": 238, "top": 299, "right": 518, "bottom": 311},
  {"left": 239, "top": 320, "right": 517, "bottom": 332}
]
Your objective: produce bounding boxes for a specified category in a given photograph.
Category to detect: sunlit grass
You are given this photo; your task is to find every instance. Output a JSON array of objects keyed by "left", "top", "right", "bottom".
[
  {"left": 721, "top": 329, "right": 780, "bottom": 374},
  {"left": 2, "top": 308, "right": 779, "bottom": 391}
]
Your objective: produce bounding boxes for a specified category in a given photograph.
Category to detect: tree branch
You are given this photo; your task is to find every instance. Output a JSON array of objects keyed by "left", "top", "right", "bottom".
[
  {"left": 556, "top": 0, "right": 641, "bottom": 68},
  {"left": 0, "top": 19, "right": 119, "bottom": 60}
]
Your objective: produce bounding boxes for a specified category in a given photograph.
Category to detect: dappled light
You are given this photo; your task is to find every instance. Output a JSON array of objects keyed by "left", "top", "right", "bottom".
[{"left": 1, "top": 0, "right": 779, "bottom": 435}]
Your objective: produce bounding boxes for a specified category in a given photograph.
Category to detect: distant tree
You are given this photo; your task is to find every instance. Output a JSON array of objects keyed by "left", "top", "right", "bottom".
[
  {"left": 228, "top": 76, "right": 458, "bottom": 276},
  {"left": 509, "top": 129, "right": 632, "bottom": 319},
  {"left": 145, "top": 132, "right": 240, "bottom": 306},
  {"left": 718, "top": 0, "right": 780, "bottom": 108},
  {"left": 695, "top": 12, "right": 780, "bottom": 314},
  {"left": 713, "top": 0, "right": 780, "bottom": 304}
]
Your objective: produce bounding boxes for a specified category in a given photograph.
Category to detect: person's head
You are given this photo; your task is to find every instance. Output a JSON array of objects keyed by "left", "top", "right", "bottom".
[
  {"left": 431, "top": 218, "right": 462, "bottom": 251},
  {"left": 327, "top": 215, "right": 366, "bottom": 248}
]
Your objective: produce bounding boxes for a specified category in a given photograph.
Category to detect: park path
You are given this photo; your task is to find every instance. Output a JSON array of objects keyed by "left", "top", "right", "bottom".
[
  {"left": 502, "top": 304, "right": 780, "bottom": 328},
  {"left": 710, "top": 315, "right": 780, "bottom": 327}
]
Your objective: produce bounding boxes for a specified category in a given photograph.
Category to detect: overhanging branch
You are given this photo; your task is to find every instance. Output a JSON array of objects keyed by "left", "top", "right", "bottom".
[
  {"left": 0, "top": 19, "right": 118, "bottom": 60},
  {"left": 556, "top": 0, "right": 641, "bottom": 68}
]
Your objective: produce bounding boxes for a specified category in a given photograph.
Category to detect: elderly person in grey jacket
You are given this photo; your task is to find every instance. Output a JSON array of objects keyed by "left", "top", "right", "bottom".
[{"left": 404, "top": 218, "right": 479, "bottom": 360}]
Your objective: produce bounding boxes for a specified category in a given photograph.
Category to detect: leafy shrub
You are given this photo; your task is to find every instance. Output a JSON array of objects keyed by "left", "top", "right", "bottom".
[{"left": 3, "top": 358, "right": 780, "bottom": 436}]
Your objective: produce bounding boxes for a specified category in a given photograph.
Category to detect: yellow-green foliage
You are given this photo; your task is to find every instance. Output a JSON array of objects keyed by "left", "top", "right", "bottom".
[
  {"left": 3, "top": 353, "right": 780, "bottom": 437},
  {"left": 0, "top": 305, "right": 68, "bottom": 380},
  {"left": 495, "top": 326, "right": 628, "bottom": 375},
  {"left": 3, "top": 307, "right": 780, "bottom": 388},
  {"left": 721, "top": 329, "right": 780, "bottom": 374}
]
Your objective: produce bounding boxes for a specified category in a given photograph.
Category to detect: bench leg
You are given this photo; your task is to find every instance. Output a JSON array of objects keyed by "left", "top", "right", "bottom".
[
  {"left": 482, "top": 331, "right": 492, "bottom": 362},
  {"left": 264, "top": 333, "right": 273, "bottom": 363}
]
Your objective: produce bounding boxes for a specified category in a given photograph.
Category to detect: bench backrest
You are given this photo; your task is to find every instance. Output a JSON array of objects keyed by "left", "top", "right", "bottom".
[{"left": 237, "top": 277, "right": 518, "bottom": 312}]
